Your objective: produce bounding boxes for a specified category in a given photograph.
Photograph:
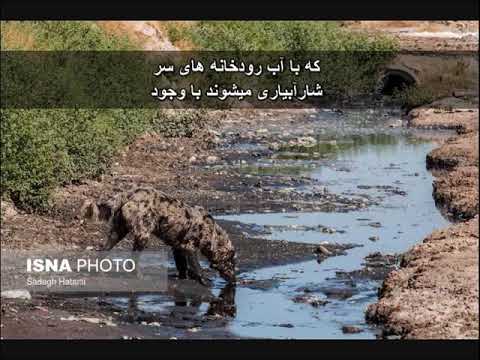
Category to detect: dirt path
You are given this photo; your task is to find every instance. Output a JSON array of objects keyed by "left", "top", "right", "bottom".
[
  {"left": 344, "top": 21, "right": 478, "bottom": 51},
  {"left": 366, "top": 97, "right": 479, "bottom": 339},
  {"left": 97, "top": 21, "right": 178, "bottom": 50}
]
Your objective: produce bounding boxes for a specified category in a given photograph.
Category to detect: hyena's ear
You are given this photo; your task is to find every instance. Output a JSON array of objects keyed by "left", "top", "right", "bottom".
[{"left": 79, "top": 200, "right": 100, "bottom": 222}]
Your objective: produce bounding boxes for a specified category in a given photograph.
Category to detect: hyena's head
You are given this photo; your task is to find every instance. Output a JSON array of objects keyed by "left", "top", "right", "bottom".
[
  {"left": 212, "top": 248, "right": 236, "bottom": 283},
  {"left": 210, "top": 227, "right": 237, "bottom": 283},
  {"left": 96, "top": 200, "right": 114, "bottom": 222}
]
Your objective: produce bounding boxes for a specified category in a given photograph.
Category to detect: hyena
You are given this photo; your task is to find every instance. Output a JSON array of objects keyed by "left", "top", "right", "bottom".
[{"left": 87, "top": 187, "right": 236, "bottom": 285}]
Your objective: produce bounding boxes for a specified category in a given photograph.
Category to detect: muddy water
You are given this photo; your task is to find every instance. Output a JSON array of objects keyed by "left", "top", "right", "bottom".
[
  {"left": 104, "top": 115, "right": 450, "bottom": 339},
  {"left": 217, "top": 134, "right": 449, "bottom": 338}
]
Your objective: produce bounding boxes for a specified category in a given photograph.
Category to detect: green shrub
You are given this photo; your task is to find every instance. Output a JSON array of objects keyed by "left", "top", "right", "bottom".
[
  {"left": 1, "top": 109, "right": 152, "bottom": 210},
  {"left": 392, "top": 85, "right": 437, "bottom": 110},
  {"left": 1, "top": 21, "right": 132, "bottom": 50},
  {"left": 172, "top": 21, "right": 397, "bottom": 97},
  {"left": 176, "top": 21, "right": 397, "bottom": 52}
]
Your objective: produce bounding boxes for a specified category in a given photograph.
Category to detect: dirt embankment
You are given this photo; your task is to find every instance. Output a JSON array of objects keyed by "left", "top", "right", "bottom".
[
  {"left": 367, "top": 97, "right": 479, "bottom": 339},
  {"left": 344, "top": 21, "right": 479, "bottom": 51}
]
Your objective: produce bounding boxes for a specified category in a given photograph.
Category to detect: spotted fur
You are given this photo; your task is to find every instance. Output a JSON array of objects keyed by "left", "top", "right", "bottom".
[{"left": 95, "top": 187, "right": 236, "bottom": 283}]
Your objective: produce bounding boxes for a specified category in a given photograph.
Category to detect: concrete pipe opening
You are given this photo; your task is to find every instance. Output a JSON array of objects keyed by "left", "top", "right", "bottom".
[{"left": 379, "top": 70, "right": 417, "bottom": 96}]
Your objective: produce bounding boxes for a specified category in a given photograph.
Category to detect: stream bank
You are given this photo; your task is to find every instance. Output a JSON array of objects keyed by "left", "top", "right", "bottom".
[{"left": 366, "top": 96, "right": 479, "bottom": 339}]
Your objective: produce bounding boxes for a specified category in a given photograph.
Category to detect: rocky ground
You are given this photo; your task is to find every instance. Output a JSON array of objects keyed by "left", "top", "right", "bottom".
[{"left": 366, "top": 96, "right": 479, "bottom": 339}]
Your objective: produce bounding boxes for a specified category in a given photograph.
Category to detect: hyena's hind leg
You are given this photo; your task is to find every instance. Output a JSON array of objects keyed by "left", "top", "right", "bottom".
[{"left": 173, "top": 248, "right": 188, "bottom": 279}]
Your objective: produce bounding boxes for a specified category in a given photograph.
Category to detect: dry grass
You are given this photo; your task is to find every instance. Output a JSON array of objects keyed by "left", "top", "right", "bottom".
[{"left": 1, "top": 21, "right": 37, "bottom": 50}]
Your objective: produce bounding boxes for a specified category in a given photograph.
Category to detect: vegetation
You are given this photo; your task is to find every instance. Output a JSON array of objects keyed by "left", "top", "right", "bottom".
[
  {"left": 1, "top": 22, "right": 202, "bottom": 210},
  {"left": 0, "top": 21, "right": 132, "bottom": 50},
  {"left": 1, "top": 21, "right": 397, "bottom": 210},
  {"left": 167, "top": 21, "right": 398, "bottom": 97},
  {"left": 392, "top": 85, "right": 437, "bottom": 111},
  {"left": 168, "top": 21, "right": 396, "bottom": 51}
]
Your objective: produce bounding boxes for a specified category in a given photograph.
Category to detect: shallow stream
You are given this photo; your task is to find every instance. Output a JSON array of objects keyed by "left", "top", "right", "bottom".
[{"left": 106, "top": 113, "right": 450, "bottom": 339}]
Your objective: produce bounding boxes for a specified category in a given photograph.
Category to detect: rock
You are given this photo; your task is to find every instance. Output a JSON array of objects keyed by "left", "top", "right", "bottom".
[
  {"left": 205, "top": 155, "right": 219, "bottom": 164},
  {"left": 60, "top": 315, "right": 117, "bottom": 327},
  {"left": 297, "top": 136, "right": 317, "bottom": 147},
  {"left": 315, "top": 245, "right": 333, "bottom": 256},
  {"left": 388, "top": 119, "right": 403, "bottom": 128},
  {"left": 268, "top": 142, "right": 281, "bottom": 151},
  {"left": 320, "top": 286, "right": 357, "bottom": 300},
  {"left": 292, "top": 294, "right": 329, "bottom": 307},
  {"left": 342, "top": 325, "right": 363, "bottom": 334},
  {"left": 1, "top": 201, "right": 18, "bottom": 219},
  {"left": 368, "top": 236, "right": 380, "bottom": 242},
  {"left": 277, "top": 323, "right": 294, "bottom": 328},
  {"left": 1, "top": 289, "right": 31, "bottom": 300}
]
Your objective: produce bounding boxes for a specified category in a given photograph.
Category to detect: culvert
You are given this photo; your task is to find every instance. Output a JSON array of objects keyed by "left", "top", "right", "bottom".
[{"left": 378, "top": 69, "right": 417, "bottom": 95}]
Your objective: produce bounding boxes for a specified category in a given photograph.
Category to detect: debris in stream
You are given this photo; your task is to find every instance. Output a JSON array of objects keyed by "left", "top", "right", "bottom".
[
  {"left": 356, "top": 185, "right": 408, "bottom": 197},
  {"left": 318, "top": 283, "right": 359, "bottom": 300},
  {"left": 238, "top": 278, "right": 282, "bottom": 291},
  {"left": 264, "top": 224, "right": 345, "bottom": 234},
  {"left": 314, "top": 243, "right": 361, "bottom": 263},
  {"left": 316, "top": 245, "right": 333, "bottom": 256},
  {"left": 341, "top": 325, "right": 364, "bottom": 334},
  {"left": 60, "top": 315, "right": 117, "bottom": 327},
  {"left": 276, "top": 323, "right": 295, "bottom": 328},
  {"left": 335, "top": 252, "right": 400, "bottom": 281},
  {"left": 292, "top": 294, "right": 329, "bottom": 307}
]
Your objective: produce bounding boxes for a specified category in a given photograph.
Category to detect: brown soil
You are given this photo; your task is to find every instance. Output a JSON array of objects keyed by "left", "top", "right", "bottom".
[
  {"left": 366, "top": 216, "right": 479, "bottom": 339},
  {"left": 408, "top": 97, "right": 479, "bottom": 133},
  {"left": 367, "top": 99, "right": 479, "bottom": 338},
  {"left": 409, "top": 97, "right": 479, "bottom": 220},
  {"left": 97, "top": 21, "right": 178, "bottom": 50}
]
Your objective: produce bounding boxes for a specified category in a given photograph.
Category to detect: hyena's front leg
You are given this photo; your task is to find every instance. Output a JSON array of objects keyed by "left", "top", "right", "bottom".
[
  {"left": 186, "top": 250, "right": 209, "bottom": 286},
  {"left": 185, "top": 249, "right": 212, "bottom": 286},
  {"left": 132, "top": 236, "right": 148, "bottom": 251},
  {"left": 129, "top": 236, "right": 147, "bottom": 320},
  {"left": 102, "top": 212, "right": 129, "bottom": 251},
  {"left": 173, "top": 248, "right": 210, "bottom": 286}
]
